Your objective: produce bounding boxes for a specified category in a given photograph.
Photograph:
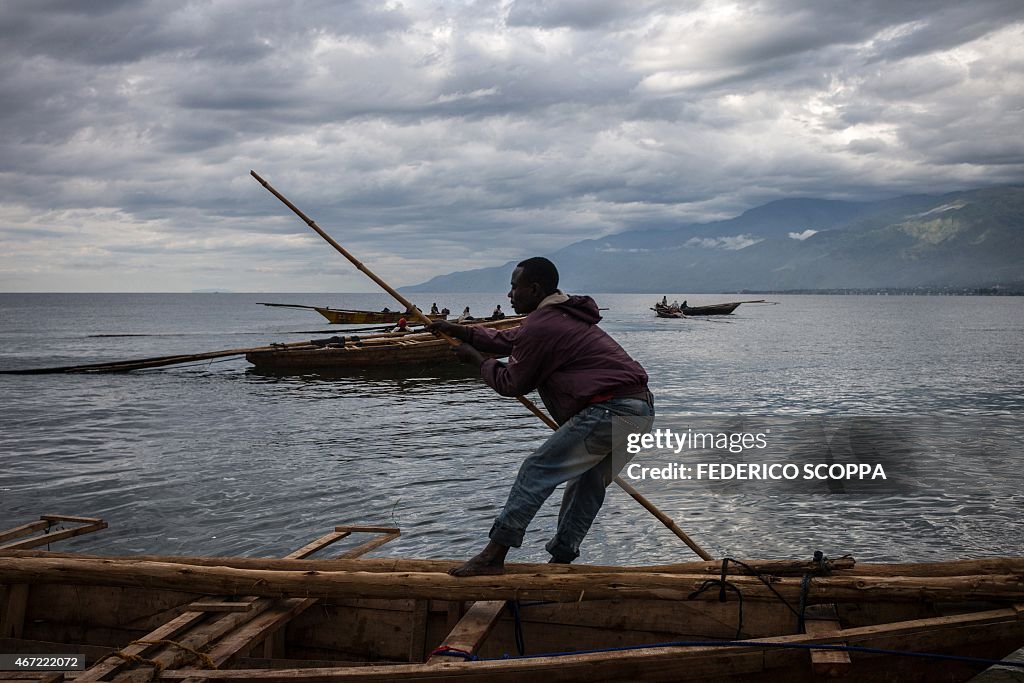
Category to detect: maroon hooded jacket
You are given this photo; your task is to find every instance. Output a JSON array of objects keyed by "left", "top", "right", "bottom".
[{"left": 466, "top": 295, "right": 649, "bottom": 425}]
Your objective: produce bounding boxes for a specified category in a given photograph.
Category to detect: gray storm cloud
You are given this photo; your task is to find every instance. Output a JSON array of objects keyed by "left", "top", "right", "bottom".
[{"left": 0, "top": 0, "right": 1022, "bottom": 291}]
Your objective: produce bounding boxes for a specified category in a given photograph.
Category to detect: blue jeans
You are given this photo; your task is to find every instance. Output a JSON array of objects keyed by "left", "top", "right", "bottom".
[{"left": 488, "top": 393, "right": 655, "bottom": 562}]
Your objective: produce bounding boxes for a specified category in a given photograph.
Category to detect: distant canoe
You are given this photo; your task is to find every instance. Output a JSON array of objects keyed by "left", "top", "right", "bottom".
[
  {"left": 652, "top": 300, "right": 764, "bottom": 317},
  {"left": 246, "top": 316, "right": 523, "bottom": 372},
  {"left": 259, "top": 302, "right": 448, "bottom": 325},
  {"left": 313, "top": 307, "right": 448, "bottom": 325}
]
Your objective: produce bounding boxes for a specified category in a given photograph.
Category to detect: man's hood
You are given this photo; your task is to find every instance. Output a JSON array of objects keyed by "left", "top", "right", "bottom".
[{"left": 540, "top": 293, "right": 601, "bottom": 324}]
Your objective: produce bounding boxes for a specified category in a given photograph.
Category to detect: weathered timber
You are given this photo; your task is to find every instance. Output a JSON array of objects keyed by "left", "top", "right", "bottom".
[
  {"left": 137, "top": 607, "right": 1024, "bottom": 682},
  {"left": 3, "top": 557, "right": 1022, "bottom": 604},
  {"left": 428, "top": 601, "right": 507, "bottom": 663},
  {"left": 803, "top": 604, "right": 851, "bottom": 676},
  {"left": 0, "top": 550, "right": 861, "bottom": 576}
]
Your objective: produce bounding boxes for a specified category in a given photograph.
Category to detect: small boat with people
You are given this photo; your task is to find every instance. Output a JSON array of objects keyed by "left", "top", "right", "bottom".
[
  {"left": 2, "top": 513, "right": 1023, "bottom": 683},
  {"left": 652, "top": 298, "right": 765, "bottom": 317},
  {"left": 260, "top": 302, "right": 451, "bottom": 325},
  {"left": 245, "top": 315, "right": 524, "bottom": 372}
]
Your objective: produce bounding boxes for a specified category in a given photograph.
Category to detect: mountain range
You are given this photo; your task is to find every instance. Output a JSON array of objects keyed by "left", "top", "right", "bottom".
[{"left": 404, "top": 185, "right": 1024, "bottom": 293}]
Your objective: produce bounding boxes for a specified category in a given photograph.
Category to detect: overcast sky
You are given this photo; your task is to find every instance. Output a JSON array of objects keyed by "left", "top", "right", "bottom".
[{"left": 1, "top": 0, "right": 1022, "bottom": 292}]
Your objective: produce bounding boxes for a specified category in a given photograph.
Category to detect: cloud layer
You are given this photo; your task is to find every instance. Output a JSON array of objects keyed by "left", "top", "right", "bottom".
[{"left": 1, "top": 0, "right": 1022, "bottom": 291}]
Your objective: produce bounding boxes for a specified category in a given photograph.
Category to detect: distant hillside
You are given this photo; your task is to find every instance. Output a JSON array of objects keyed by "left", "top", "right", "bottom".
[{"left": 404, "top": 186, "right": 1024, "bottom": 292}]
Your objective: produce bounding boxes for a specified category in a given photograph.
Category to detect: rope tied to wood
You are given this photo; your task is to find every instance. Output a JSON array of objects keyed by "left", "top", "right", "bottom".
[
  {"left": 105, "top": 638, "right": 219, "bottom": 679},
  {"left": 103, "top": 650, "right": 165, "bottom": 681}
]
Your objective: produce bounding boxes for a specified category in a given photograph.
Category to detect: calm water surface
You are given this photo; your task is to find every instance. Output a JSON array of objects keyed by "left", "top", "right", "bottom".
[{"left": 0, "top": 293, "right": 1021, "bottom": 564}]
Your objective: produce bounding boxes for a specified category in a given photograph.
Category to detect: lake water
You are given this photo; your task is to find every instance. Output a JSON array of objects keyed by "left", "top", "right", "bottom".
[{"left": 0, "top": 292, "right": 1021, "bottom": 565}]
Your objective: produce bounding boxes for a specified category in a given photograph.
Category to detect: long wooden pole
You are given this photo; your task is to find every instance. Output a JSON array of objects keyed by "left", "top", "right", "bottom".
[
  {"left": 5, "top": 556, "right": 1024, "bottom": 604},
  {"left": 0, "top": 338, "right": 324, "bottom": 375},
  {"left": 0, "top": 549, "right": 864, "bottom": 575},
  {"left": 251, "top": 170, "right": 712, "bottom": 561}
]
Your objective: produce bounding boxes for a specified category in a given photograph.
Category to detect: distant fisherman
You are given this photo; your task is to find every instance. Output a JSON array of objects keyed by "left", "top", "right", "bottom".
[{"left": 429, "top": 257, "right": 654, "bottom": 576}]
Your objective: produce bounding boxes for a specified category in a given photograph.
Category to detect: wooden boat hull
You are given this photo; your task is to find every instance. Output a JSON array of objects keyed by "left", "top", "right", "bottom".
[
  {"left": 246, "top": 317, "right": 524, "bottom": 372},
  {"left": 1, "top": 517, "right": 1022, "bottom": 683},
  {"left": 652, "top": 302, "right": 743, "bottom": 317},
  {"left": 2, "top": 552, "right": 1022, "bottom": 682},
  {"left": 315, "top": 307, "right": 448, "bottom": 325},
  {"left": 683, "top": 302, "right": 741, "bottom": 315}
]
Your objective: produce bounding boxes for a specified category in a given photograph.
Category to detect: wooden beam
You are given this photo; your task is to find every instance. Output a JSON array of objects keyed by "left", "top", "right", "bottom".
[
  {"left": 82, "top": 525, "right": 376, "bottom": 681},
  {"left": 334, "top": 526, "right": 400, "bottom": 535},
  {"left": 74, "top": 609, "right": 211, "bottom": 682},
  {"left": 0, "top": 549, "right": 864, "bottom": 576},
  {"left": 188, "top": 601, "right": 254, "bottom": 613},
  {"left": 107, "top": 598, "right": 278, "bottom": 681},
  {"left": 284, "top": 531, "right": 351, "bottom": 561},
  {"left": 803, "top": 604, "right": 851, "bottom": 677},
  {"left": 0, "top": 521, "right": 107, "bottom": 551},
  {"left": 40, "top": 514, "right": 104, "bottom": 524},
  {"left": 6, "top": 557, "right": 1023, "bottom": 605},
  {"left": 336, "top": 533, "right": 400, "bottom": 560},
  {"left": 0, "top": 521, "right": 48, "bottom": 545},
  {"left": 203, "top": 598, "right": 318, "bottom": 668},
  {"left": 427, "top": 601, "right": 506, "bottom": 664},
  {"left": 408, "top": 600, "right": 429, "bottom": 663}
]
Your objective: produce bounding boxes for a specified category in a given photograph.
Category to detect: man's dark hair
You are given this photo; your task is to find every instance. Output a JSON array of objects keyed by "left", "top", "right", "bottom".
[{"left": 516, "top": 257, "right": 559, "bottom": 295}]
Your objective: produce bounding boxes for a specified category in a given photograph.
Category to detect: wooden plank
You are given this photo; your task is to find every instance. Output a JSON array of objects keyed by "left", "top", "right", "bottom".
[
  {"left": 0, "top": 521, "right": 48, "bottom": 544},
  {"left": 0, "top": 584, "right": 29, "bottom": 638},
  {"left": 336, "top": 534, "right": 400, "bottom": 560},
  {"left": 188, "top": 601, "right": 254, "bottom": 613},
  {"left": 40, "top": 514, "right": 104, "bottom": 524},
  {"left": 0, "top": 522, "right": 107, "bottom": 550},
  {"left": 83, "top": 526, "right": 357, "bottom": 681},
  {"left": 74, "top": 609, "right": 210, "bottom": 682},
  {"left": 107, "top": 599, "right": 277, "bottom": 682},
  {"left": 803, "top": 604, "right": 851, "bottom": 677},
  {"left": 408, "top": 600, "right": 429, "bottom": 663},
  {"left": 203, "top": 598, "right": 318, "bottom": 668},
  {"left": 284, "top": 531, "right": 351, "bottom": 561},
  {"left": 334, "top": 526, "right": 401, "bottom": 535},
  {"left": 427, "top": 600, "right": 506, "bottom": 663}
]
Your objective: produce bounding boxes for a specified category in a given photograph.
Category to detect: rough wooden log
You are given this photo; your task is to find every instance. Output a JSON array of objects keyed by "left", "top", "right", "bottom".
[
  {"left": 2, "top": 557, "right": 1022, "bottom": 605},
  {"left": 0, "top": 550, "right": 861, "bottom": 576}
]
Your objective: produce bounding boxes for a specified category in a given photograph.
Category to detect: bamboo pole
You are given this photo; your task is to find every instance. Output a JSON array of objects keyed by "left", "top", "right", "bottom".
[
  {"left": 251, "top": 170, "right": 713, "bottom": 561},
  {"left": 3, "top": 556, "right": 1023, "bottom": 604}
]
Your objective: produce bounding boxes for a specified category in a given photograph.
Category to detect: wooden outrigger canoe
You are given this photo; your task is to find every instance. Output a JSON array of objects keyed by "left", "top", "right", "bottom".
[
  {"left": 652, "top": 300, "right": 765, "bottom": 317},
  {"left": 2, "top": 514, "right": 1023, "bottom": 682},
  {"left": 313, "top": 307, "right": 448, "bottom": 325},
  {"left": 259, "top": 303, "right": 448, "bottom": 325},
  {"left": 245, "top": 316, "right": 524, "bottom": 372}
]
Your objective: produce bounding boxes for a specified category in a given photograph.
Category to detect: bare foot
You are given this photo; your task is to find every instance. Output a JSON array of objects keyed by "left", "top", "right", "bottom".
[
  {"left": 449, "top": 552, "right": 505, "bottom": 576},
  {"left": 448, "top": 542, "right": 510, "bottom": 577}
]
